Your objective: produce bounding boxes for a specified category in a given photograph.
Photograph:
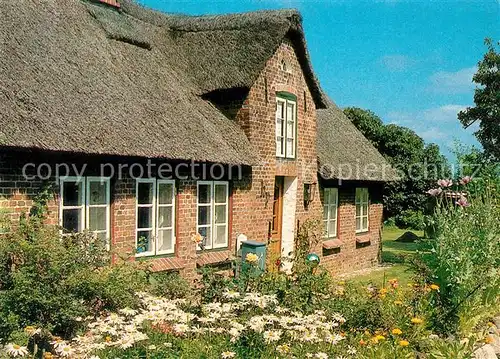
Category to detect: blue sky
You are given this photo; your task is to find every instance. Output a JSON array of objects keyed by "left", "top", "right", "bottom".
[{"left": 138, "top": 0, "right": 499, "bottom": 160}]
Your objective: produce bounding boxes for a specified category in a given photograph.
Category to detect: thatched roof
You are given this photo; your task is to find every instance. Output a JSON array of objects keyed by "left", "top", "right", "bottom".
[
  {"left": 0, "top": 0, "right": 330, "bottom": 164},
  {"left": 0, "top": 0, "right": 262, "bottom": 165},
  {"left": 317, "top": 99, "right": 399, "bottom": 182},
  {"left": 121, "top": 2, "right": 327, "bottom": 106}
]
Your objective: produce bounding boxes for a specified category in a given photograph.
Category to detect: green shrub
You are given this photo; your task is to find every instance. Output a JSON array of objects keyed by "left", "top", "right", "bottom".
[
  {"left": 414, "top": 179, "right": 500, "bottom": 334},
  {"left": 394, "top": 210, "right": 426, "bottom": 230},
  {"left": 0, "top": 213, "right": 150, "bottom": 341},
  {"left": 149, "top": 271, "right": 191, "bottom": 299}
]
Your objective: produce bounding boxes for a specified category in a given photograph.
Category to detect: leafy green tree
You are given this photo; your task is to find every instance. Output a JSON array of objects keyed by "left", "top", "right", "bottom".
[
  {"left": 458, "top": 39, "right": 500, "bottom": 161},
  {"left": 344, "top": 109, "right": 451, "bottom": 219},
  {"left": 343, "top": 107, "right": 384, "bottom": 147}
]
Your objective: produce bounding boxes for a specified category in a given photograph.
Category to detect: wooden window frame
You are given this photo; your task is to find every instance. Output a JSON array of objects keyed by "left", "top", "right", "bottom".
[
  {"left": 135, "top": 179, "right": 176, "bottom": 257},
  {"left": 323, "top": 188, "right": 339, "bottom": 238},
  {"left": 59, "top": 176, "right": 111, "bottom": 249},
  {"left": 275, "top": 93, "right": 297, "bottom": 159},
  {"left": 196, "top": 181, "right": 229, "bottom": 250},
  {"left": 355, "top": 188, "right": 370, "bottom": 233}
]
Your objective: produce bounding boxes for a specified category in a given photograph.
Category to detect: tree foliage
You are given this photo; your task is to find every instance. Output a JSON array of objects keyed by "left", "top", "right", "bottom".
[
  {"left": 344, "top": 107, "right": 450, "bottom": 219},
  {"left": 458, "top": 39, "right": 500, "bottom": 161}
]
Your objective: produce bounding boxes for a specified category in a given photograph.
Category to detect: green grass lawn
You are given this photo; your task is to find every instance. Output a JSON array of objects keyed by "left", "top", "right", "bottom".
[{"left": 349, "top": 227, "right": 424, "bottom": 286}]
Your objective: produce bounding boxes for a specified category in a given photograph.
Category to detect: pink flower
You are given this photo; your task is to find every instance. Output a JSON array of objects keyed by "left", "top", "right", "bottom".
[
  {"left": 459, "top": 176, "right": 472, "bottom": 185},
  {"left": 456, "top": 195, "right": 470, "bottom": 207},
  {"left": 437, "top": 179, "right": 453, "bottom": 188},
  {"left": 427, "top": 188, "right": 443, "bottom": 196}
]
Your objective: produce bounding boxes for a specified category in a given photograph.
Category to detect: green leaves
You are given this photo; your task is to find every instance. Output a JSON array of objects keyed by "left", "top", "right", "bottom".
[{"left": 458, "top": 39, "right": 500, "bottom": 161}]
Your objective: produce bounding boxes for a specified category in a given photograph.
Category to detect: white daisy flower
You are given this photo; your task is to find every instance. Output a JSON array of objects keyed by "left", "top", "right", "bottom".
[{"left": 5, "top": 343, "right": 29, "bottom": 357}]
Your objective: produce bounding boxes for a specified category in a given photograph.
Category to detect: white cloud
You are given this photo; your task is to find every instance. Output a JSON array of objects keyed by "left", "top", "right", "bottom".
[
  {"left": 387, "top": 105, "right": 466, "bottom": 125},
  {"left": 379, "top": 55, "right": 415, "bottom": 72},
  {"left": 385, "top": 105, "right": 469, "bottom": 143},
  {"left": 428, "top": 67, "right": 476, "bottom": 94}
]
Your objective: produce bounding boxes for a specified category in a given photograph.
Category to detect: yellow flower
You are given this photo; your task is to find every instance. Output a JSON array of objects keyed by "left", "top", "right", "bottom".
[
  {"left": 484, "top": 336, "right": 494, "bottom": 344},
  {"left": 394, "top": 300, "right": 403, "bottom": 305},
  {"left": 380, "top": 288, "right": 388, "bottom": 295},
  {"left": 411, "top": 317, "right": 423, "bottom": 324},
  {"left": 430, "top": 284, "right": 440, "bottom": 291},
  {"left": 392, "top": 328, "right": 403, "bottom": 335},
  {"left": 191, "top": 233, "right": 203, "bottom": 244},
  {"left": 245, "top": 253, "right": 259, "bottom": 264},
  {"left": 399, "top": 340, "right": 410, "bottom": 347},
  {"left": 375, "top": 335, "right": 385, "bottom": 341},
  {"left": 43, "top": 353, "right": 54, "bottom": 359}
]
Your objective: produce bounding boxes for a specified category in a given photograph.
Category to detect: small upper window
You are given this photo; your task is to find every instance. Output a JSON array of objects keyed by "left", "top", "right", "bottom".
[
  {"left": 276, "top": 95, "right": 296, "bottom": 159},
  {"left": 280, "top": 59, "right": 288, "bottom": 72},
  {"left": 355, "top": 188, "right": 369, "bottom": 233}
]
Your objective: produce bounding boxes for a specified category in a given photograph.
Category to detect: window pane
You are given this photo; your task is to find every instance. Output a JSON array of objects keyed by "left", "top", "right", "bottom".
[
  {"left": 198, "top": 226, "right": 211, "bottom": 248},
  {"left": 276, "top": 118, "right": 284, "bottom": 137},
  {"left": 214, "top": 184, "right": 227, "bottom": 204},
  {"left": 89, "top": 207, "right": 107, "bottom": 231},
  {"left": 137, "top": 230, "right": 153, "bottom": 253},
  {"left": 329, "top": 205, "right": 337, "bottom": 220},
  {"left": 158, "top": 229, "right": 173, "bottom": 252},
  {"left": 137, "top": 182, "right": 153, "bottom": 205},
  {"left": 137, "top": 207, "right": 153, "bottom": 229},
  {"left": 364, "top": 189, "right": 369, "bottom": 203},
  {"left": 362, "top": 217, "right": 368, "bottom": 231},
  {"left": 215, "top": 204, "right": 226, "bottom": 224},
  {"left": 214, "top": 225, "right": 227, "bottom": 246},
  {"left": 276, "top": 137, "right": 284, "bottom": 156},
  {"left": 62, "top": 209, "right": 81, "bottom": 232},
  {"left": 96, "top": 231, "right": 107, "bottom": 243},
  {"left": 63, "top": 181, "right": 83, "bottom": 206},
  {"left": 276, "top": 101, "right": 284, "bottom": 118},
  {"left": 330, "top": 189, "right": 337, "bottom": 204},
  {"left": 356, "top": 204, "right": 361, "bottom": 217},
  {"left": 323, "top": 205, "right": 328, "bottom": 220},
  {"left": 158, "top": 183, "right": 174, "bottom": 205},
  {"left": 158, "top": 206, "right": 172, "bottom": 228},
  {"left": 286, "top": 138, "right": 294, "bottom": 157},
  {"left": 328, "top": 220, "right": 336, "bottom": 237},
  {"left": 286, "top": 120, "right": 294, "bottom": 138},
  {"left": 198, "top": 184, "right": 211, "bottom": 204},
  {"left": 198, "top": 206, "right": 211, "bottom": 225},
  {"left": 286, "top": 102, "right": 294, "bottom": 121},
  {"left": 89, "top": 181, "right": 107, "bottom": 205},
  {"left": 356, "top": 217, "right": 361, "bottom": 231}
]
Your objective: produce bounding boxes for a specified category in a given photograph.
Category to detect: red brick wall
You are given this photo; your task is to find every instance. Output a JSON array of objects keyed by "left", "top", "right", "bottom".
[
  {"left": 230, "top": 38, "right": 323, "bottom": 257},
  {"left": 318, "top": 185, "right": 384, "bottom": 276}
]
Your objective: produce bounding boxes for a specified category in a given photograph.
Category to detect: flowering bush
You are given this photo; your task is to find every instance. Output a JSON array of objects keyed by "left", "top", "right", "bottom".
[
  {"left": 2, "top": 278, "right": 491, "bottom": 359},
  {"left": 417, "top": 177, "right": 500, "bottom": 334},
  {"left": 0, "top": 214, "right": 150, "bottom": 343}
]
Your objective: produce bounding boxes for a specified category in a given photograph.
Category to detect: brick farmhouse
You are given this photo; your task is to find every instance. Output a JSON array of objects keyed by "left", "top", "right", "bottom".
[{"left": 0, "top": 0, "right": 397, "bottom": 279}]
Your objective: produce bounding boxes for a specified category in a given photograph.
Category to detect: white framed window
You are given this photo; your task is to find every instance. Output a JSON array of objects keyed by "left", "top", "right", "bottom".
[
  {"left": 355, "top": 188, "right": 369, "bottom": 233},
  {"left": 135, "top": 179, "right": 176, "bottom": 257},
  {"left": 197, "top": 181, "right": 229, "bottom": 250},
  {"left": 323, "top": 188, "right": 338, "bottom": 238},
  {"left": 60, "top": 176, "right": 111, "bottom": 248},
  {"left": 276, "top": 96, "right": 296, "bottom": 159}
]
